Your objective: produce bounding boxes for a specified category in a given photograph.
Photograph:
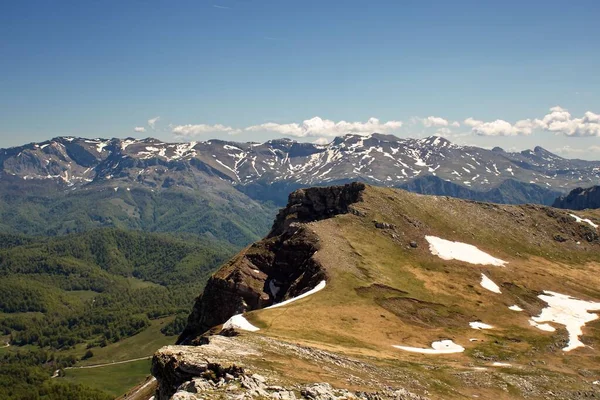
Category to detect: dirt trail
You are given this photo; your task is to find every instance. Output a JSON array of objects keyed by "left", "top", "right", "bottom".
[{"left": 66, "top": 356, "right": 151, "bottom": 370}]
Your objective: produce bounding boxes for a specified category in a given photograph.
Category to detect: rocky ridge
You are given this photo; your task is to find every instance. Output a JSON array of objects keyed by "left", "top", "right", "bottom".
[
  {"left": 553, "top": 185, "right": 600, "bottom": 210},
  {"left": 178, "top": 183, "right": 365, "bottom": 344}
]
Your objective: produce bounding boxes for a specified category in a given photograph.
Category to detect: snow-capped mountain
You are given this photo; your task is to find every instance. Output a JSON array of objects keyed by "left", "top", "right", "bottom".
[{"left": 1, "top": 134, "right": 598, "bottom": 205}]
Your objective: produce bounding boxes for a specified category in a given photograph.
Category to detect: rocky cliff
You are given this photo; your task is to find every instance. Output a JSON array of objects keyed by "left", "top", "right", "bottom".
[
  {"left": 177, "top": 182, "right": 366, "bottom": 344},
  {"left": 553, "top": 185, "right": 600, "bottom": 210}
]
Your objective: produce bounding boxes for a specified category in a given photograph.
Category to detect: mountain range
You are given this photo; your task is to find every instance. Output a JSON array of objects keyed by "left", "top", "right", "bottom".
[{"left": 2, "top": 134, "right": 599, "bottom": 207}]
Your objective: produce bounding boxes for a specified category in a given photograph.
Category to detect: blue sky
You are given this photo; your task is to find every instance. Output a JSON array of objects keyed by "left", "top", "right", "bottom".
[{"left": 1, "top": 0, "right": 599, "bottom": 159}]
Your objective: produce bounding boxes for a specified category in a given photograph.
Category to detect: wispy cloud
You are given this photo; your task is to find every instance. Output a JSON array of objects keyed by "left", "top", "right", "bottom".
[
  {"left": 553, "top": 145, "right": 600, "bottom": 155},
  {"left": 213, "top": 4, "right": 231, "bottom": 9},
  {"left": 148, "top": 116, "right": 160, "bottom": 130},
  {"left": 133, "top": 126, "right": 146, "bottom": 133}
]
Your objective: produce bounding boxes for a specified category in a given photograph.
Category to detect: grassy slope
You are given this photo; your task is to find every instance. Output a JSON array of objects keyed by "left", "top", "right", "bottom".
[
  {"left": 244, "top": 186, "right": 600, "bottom": 398},
  {"left": 78, "top": 316, "right": 177, "bottom": 366},
  {"left": 58, "top": 317, "right": 176, "bottom": 397},
  {"left": 61, "top": 359, "right": 152, "bottom": 398}
]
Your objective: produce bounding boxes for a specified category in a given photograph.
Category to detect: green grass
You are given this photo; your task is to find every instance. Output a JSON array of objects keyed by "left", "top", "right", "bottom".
[
  {"left": 126, "top": 276, "right": 161, "bottom": 290},
  {"left": 60, "top": 358, "right": 152, "bottom": 398},
  {"left": 58, "top": 317, "right": 176, "bottom": 397},
  {"left": 79, "top": 316, "right": 177, "bottom": 365}
]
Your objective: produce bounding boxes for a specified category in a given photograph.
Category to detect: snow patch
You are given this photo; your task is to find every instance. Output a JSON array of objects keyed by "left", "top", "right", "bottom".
[
  {"left": 480, "top": 274, "right": 501, "bottom": 294},
  {"left": 530, "top": 291, "right": 600, "bottom": 351},
  {"left": 470, "top": 321, "right": 494, "bottom": 330},
  {"left": 528, "top": 320, "right": 556, "bottom": 332},
  {"left": 425, "top": 236, "right": 507, "bottom": 266},
  {"left": 266, "top": 280, "right": 326, "bottom": 309},
  {"left": 393, "top": 340, "right": 465, "bottom": 354},
  {"left": 508, "top": 305, "right": 524, "bottom": 312},
  {"left": 222, "top": 314, "right": 260, "bottom": 332},
  {"left": 492, "top": 362, "right": 512, "bottom": 367},
  {"left": 569, "top": 214, "right": 598, "bottom": 229}
]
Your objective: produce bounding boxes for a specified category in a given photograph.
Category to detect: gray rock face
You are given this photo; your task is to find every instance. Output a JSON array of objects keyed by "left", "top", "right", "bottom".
[{"left": 553, "top": 186, "right": 600, "bottom": 210}]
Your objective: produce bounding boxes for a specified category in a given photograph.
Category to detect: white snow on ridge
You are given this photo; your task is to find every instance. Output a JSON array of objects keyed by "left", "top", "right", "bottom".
[
  {"left": 470, "top": 321, "right": 493, "bottom": 330},
  {"left": 492, "top": 362, "right": 512, "bottom": 367},
  {"left": 222, "top": 314, "right": 260, "bottom": 332},
  {"left": 266, "top": 280, "right": 326, "bottom": 310},
  {"left": 393, "top": 340, "right": 465, "bottom": 354},
  {"left": 480, "top": 274, "right": 501, "bottom": 294},
  {"left": 425, "top": 236, "right": 507, "bottom": 266},
  {"left": 528, "top": 320, "right": 555, "bottom": 332},
  {"left": 569, "top": 214, "right": 598, "bottom": 229},
  {"left": 530, "top": 291, "right": 600, "bottom": 352}
]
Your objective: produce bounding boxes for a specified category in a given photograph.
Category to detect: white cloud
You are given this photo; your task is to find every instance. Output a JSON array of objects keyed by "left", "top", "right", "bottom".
[
  {"left": 464, "top": 117, "right": 536, "bottom": 136},
  {"left": 246, "top": 117, "right": 403, "bottom": 138},
  {"left": 413, "top": 116, "right": 459, "bottom": 128},
  {"left": 553, "top": 145, "right": 600, "bottom": 154},
  {"left": 535, "top": 106, "right": 600, "bottom": 137},
  {"left": 133, "top": 126, "right": 146, "bottom": 133},
  {"left": 172, "top": 124, "right": 241, "bottom": 137},
  {"left": 148, "top": 116, "right": 160, "bottom": 130},
  {"left": 313, "top": 137, "right": 330, "bottom": 145},
  {"left": 422, "top": 116, "right": 449, "bottom": 128},
  {"left": 464, "top": 106, "right": 600, "bottom": 137},
  {"left": 435, "top": 127, "right": 453, "bottom": 136},
  {"left": 464, "top": 117, "right": 483, "bottom": 128}
]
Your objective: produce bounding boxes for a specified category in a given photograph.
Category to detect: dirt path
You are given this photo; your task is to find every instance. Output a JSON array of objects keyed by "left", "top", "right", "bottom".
[
  {"left": 124, "top": 377, "right": 156, "bottom": 400},
  {"left": 66, "top": 356, "right": 152, "bottom": 370}
]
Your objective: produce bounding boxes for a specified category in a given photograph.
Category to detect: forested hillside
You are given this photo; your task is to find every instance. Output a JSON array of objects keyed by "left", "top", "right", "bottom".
[
  {"left": 0, "top": 229, "right": 237, "bottom": 399},
  {"left": 0, "top": 182, "right": 276, "bottom": 246}
]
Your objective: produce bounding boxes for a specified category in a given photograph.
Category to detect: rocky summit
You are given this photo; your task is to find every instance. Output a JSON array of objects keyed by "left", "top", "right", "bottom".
[
  {"left": 1, "top": 134, "right": 599, "bottom": 205},
  {"left": 151, "top": 183, "right": 600, "bottom": 400}
]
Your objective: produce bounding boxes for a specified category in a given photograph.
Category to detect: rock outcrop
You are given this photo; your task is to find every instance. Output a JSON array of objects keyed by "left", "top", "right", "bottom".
[
  {"left": 553, "top": 185, "right": 600, "bottom": 210},
  {"left": 153, "top": 336, "right": 430, "bottom": 400},
  {"left": 177, "top": 183, "right": 366, "bottom": 344}
]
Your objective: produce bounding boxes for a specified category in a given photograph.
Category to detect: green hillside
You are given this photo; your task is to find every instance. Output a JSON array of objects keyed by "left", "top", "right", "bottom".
[
  {"left": 0, "top": 228, "right": 238, "bottom": 399},
  {"left": 0, "top": 183, "right": 277, "bottom": 247}
]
